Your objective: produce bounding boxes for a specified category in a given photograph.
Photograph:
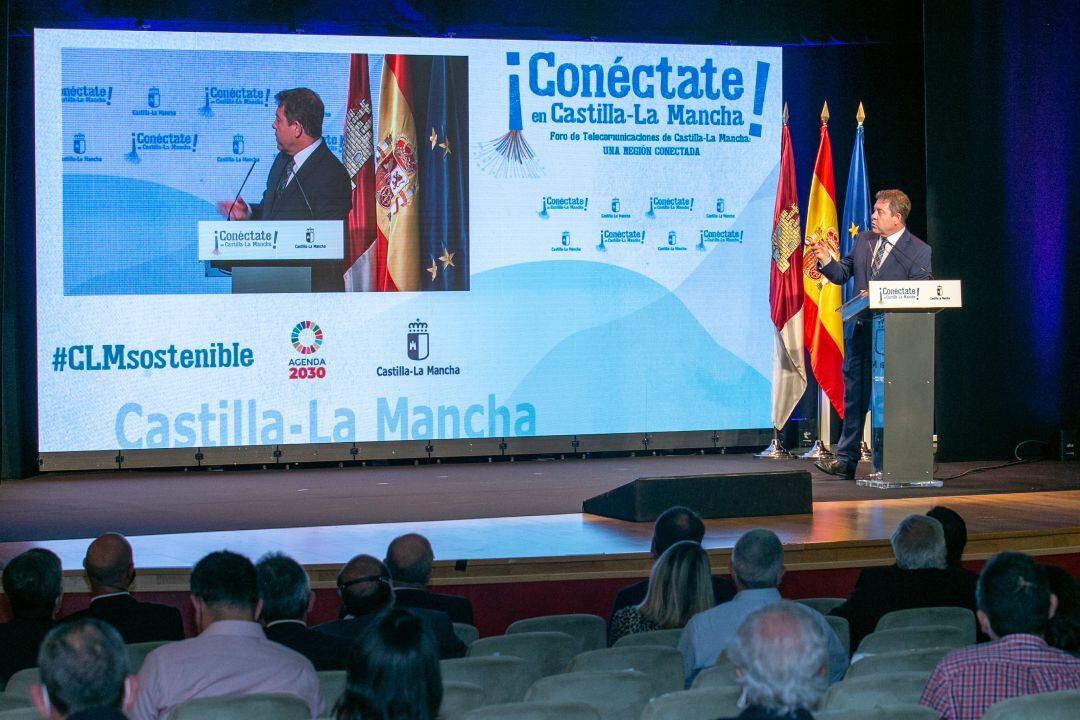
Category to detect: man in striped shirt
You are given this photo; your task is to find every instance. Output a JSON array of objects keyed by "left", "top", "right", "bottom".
[{"left": 920, "top": 552, "right": 1080, "bottom": 719}]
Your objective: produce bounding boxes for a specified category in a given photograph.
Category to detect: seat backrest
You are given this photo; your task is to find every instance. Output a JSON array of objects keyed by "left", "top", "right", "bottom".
[
  {"left": 0, "top": 696, "right": 32, "bottom": 713},
  {"left": 796, "top": 598, "right": 846, "bottom": 614},
  {"left": 462, "top": 701, "right": 601, "bottom": 720},
  {"left": 468, "top": 632, "right": 578, "bottom": 677},
  {"left": 820, "top": 672, "right": 933, "bottom": 711},
  {"left": 639, "top": 688, "right": 742, "bottom": 720},
  {"left": 3, "top": 669, "right": 38, "bottom": 697},
  {"left": 567, "top": 646, "right": 684, "bottom": 696},
  {"left": 815, "top": 704, "right": 940, "bottom": 720},
  {"left": 165, "top": 693, "right": 312, "bottom": 720},
  {"left": 316, "top": 669, "right": 347, "bottom": 709},
  {"left": 126, "top": 641, "right": 174, "bottom": 674},
  {"left": 875, "top": 607, "right": 976, "bottom": 644},
  {"left": 440, "top": 681, "right": 486, "bottom": 720},
  {"left": 843, "top": 646, "right": 953, "bottom": 679},
  {"left": 0, "top": 708, "right": 40, "bottom": 720},
  {"left": 855, "top": 625, "right": 967, "bottom": 657},
  {"left": 441, "top": 656, "right": 540, "bottom": 705},
  {"left": 980, "top": 688, "right": 1080, "bottom": 720},
  {"left": 454, "top": 623, "right": 481, "bottom": 647},
  {"left": 612, "top": 629, "right": 682, "bottom": 649},
  {"left": 826, "top": 615, "right": 850, "bottom": 653},
  {"left": 506, "top": 615, "right": 606, "bottom": 654},
  {"left": 689, "top": 659, "right": 738, "bottom": 690},
  {"left": 525, "top": 670, "right": 656, "bottom": 720}
]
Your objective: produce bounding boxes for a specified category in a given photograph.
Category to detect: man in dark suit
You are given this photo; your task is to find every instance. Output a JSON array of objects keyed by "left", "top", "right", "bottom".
[
  {"left": 830, "top": 514, "right": 977, "bottom": 652},
  {"left": 313, "top": 554, "right": 466, "bottom": 659},
  {"left": 217, "top": 87, "right": 352, "bottom": 292},
  {"left": 812, "top": 189, "right": 932, "bottom": 479},
  {"left": 1, "top": 548, "right": 63, "bottom": 688},
  {"left": 255, "top": 552, "right": 350, "bottom": 671},
  {"left": 385, "top": 534, "right": 474, "bottom": 626},
  {"left": 64, "top": 534, "right": 184, "bottom": 644}
]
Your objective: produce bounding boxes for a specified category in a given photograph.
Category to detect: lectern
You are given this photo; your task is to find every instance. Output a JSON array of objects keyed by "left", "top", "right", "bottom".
[
  {"left": 198, "top": 220, "right": 344, "bottom": 293},
  {"left": 840, "top": 280, "right": 963, "bottom": 489}
]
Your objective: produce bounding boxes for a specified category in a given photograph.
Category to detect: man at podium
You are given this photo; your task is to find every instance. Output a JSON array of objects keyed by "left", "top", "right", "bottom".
[
  {"left": 811, "top": 189, "right": 932, "bottom": 479},
  {"left": 216, "top": 88, "right": 352, "bottom": 292}
]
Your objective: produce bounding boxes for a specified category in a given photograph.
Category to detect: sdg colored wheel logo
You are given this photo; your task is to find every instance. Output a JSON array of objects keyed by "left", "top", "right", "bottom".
[{"left": 291, "top": 321, "right": 323, "bottom": 355}]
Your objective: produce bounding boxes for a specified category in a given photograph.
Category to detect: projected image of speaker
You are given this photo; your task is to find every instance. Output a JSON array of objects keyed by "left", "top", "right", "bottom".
[{"left": 582, "top": 470, "right": 812, "bottom": 521}]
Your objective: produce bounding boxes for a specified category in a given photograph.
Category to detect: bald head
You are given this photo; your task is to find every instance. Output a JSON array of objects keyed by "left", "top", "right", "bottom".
[
  {"left": 338, "top": 554, "right": 393, "bottom": 617},
  {"left": 386, "top": 534, "right": 434, "bottom": 587},
  {"left": 84, "top": 534, "right": 134, "bottom": 593}
]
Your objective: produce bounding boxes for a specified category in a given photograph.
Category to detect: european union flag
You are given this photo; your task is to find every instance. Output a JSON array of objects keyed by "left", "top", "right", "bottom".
[{"left": 840, "top": 110, "right": 870, "bottom": 339}]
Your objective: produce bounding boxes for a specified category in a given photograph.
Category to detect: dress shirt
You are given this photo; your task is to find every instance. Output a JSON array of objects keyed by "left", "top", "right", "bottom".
[
  {"left": 820, "top": 227, "right": 904, "bottom": 270},
  {"left": 678, "top": 588, "right": 847, "bottom": 686},
  {"left": 919, "top": 633, "right": 1080, "bottom": 720},
  {"left": 286, "top": 138, "right": 322, "bottom": 187},
  {"left": 132, "top": 620, "right": 323, "bottom": 720}
]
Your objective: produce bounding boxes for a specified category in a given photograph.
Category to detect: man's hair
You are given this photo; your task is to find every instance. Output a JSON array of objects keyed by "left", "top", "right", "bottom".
[
  {"left": 653, "top": 506, "right": 706, "bottom": 556},
  {"left": 875, "top": 189, "right": 912, "bottom": 223},
  {"left": 1042, "top": 563, "right": 1080, "bottom": 652},
  {"left": 2, "top": 548, "right": 62, "bottom": 619},
  {"left": 731, "top": 529, "right": 784, "bottom": 589},
  {"left": 728, "top": 601, "right": 829, "bottom": 715},
  {"left": 275, "top": 88, "right": 324, "bottom": 139},
  {"left": 891, "top": 515, "right": 947, "bottom": 570},
  {"left": 189, "top": 550, "right": 257, "bottom": 611},
  {"left": 638, "top": 540, "right": 714, "bottom": 628},
  {"left": 38, "top": 619, "right": 129, "bottom": 716},
  {"left": 256, "top": 552, "right": 310, "bottom": 623},
  {"left": 385, "top": 534, "right": 434, "bottom": 586},
  {"left": 977, "top": 552, "right": 1052, "bottom": 637},
  {"left": 926, "top": 506, "right": 968, "bottom": 568},
  {"left": 338, "top": 556, "right": 394, "bottom": 617}
]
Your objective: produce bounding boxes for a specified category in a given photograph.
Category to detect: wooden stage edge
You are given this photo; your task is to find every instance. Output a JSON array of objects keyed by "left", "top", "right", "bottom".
[{"left": 5, "top": 490, "right": 1080, "bottom": 595}]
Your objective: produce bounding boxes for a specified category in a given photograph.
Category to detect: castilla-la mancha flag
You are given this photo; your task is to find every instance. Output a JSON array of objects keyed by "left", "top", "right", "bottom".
[
  {"left": 802, "top": 103, "right": 845, "bottom": 417},
  {"left": 768, "top": 110, "right": 807, "bottom": 430},
  {"left": 342, "top": 54, "right": 378, "bottom": 291}
]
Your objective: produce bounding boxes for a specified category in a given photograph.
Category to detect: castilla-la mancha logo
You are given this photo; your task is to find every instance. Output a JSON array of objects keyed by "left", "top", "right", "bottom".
[{"left": 407, "top": 319, "right": 429, "bottom": 361}]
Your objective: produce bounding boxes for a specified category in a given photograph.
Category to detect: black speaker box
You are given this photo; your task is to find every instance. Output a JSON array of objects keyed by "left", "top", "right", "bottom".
[{"left": 582, "top": 470, "right": 812, "bottom": 522}]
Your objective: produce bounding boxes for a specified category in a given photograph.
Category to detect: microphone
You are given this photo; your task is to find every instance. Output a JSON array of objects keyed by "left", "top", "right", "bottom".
[
  {"left": 227, "top": 158, "right": 259, "bottom": 221},
  {"left": 293, "top": 172, "right": 314, "bottom": 218}
]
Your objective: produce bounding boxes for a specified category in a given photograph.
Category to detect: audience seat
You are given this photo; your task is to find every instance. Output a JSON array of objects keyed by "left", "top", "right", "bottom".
[
  {"left": 815, "top": 704, "right": 939, "bottom": 720},
  {"left": 524, "top": 670, "right": 655, "bottom": 720},
  {"left": 819, "top": 671, "right": 932, "bottom": 711},
  {"left": 468, "top": 631, "right": 578, "bottom": 678},
  {"left": 316, "top": 670, "right": 346, "bottom": 709},
  {"left": 454, "top": 623, "right": 481, "bottom": 647},
  {"left": 639, "top": 688, "right": 742, "bottom": 720},
  {"left": 875, "top": 606, "right": 976, "bottom": 644},
  {"left": 843, "top": 646, "right": 953, "bottom": 679},
  {"left": 461, "top": 701, "right": 601, "bottom": 720},
  {"left": 566, "top": 646, "right": 683, "bottom": 695},
  {"left": 126, "top": 640, "right": 174, "bottom": 674},
  {"left": 796, "top": 597, "right": 846, "bottom": 614},
  {"left": 980, "top": 688, "right": 1080, "bottom": 720},
  {"left": 441, "top": 656, "right": 539, "bottom": 705},
  {"left": 440, "top": 681, "right": 486, "bottom": 720},
  {"left": 825, "top": 615, "right": 850, "bottom": 653},
  {"left": 854, "top": 625, "right": 967, "bottom": 658},
  {"left": 506, "top": 615, "right": 606, "bottom": 654},
  {"left": 611, "top": 629, "right": 682, "bottom": 649},
  {"left": 2, "top": 669, "right": 38, "bottom": 697},
  {"left": 0, "top": 709, "right": 38, "bottom": 720},
  {"left": 165, "top": 692, "right": 311, "bottom": 720},
  {"left": 689, "top": 659, "right": 738, "bottom": 690},
  {"left": 0, "top": 697, "right": 32, "bottom": 713}
]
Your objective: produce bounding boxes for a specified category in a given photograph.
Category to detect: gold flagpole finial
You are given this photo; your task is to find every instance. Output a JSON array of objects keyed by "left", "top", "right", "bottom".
[
  {"left": 820, "top": 101, "right": 830, "bottom": 125},
  {"left": 783, "top": 102, "right": 789, "bottom": 125},
  {"left": 856, "top": 102, "right": 866, "bottom": 125}
]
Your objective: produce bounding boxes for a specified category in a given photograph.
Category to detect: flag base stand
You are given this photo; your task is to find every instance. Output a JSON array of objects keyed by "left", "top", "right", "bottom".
[
  {"left": 798, "top": 440, "right": 833, "bottom": 460},
  {"left": 860, "top": 442, "right": 873, "bottom": 462},
  {"left": 756, "top": 438, "right": 794, "bottom": 459}
]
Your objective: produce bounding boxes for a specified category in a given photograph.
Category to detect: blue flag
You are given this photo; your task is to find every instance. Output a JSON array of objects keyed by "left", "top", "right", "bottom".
[
  {"left": 419, "top": 56, "right": 470, "bottom": 291},
  {"left": 840, "top": 119, "right": 870, "bottom": 338}
]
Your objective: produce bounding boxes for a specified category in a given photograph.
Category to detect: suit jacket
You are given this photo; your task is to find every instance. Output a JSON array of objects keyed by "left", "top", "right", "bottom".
[
  {"left": 264, "top": 620, "right": 352, "bottom": 671},
  {"left": 830, "top": 564, "right": 978, "bottom": 653},
  {"left": 393, "top": 587, "right": 475, "bottom": 627},
  {"left": 68, "top": 708, "right": 129, "bottom": 720},
  {"left": 0, "top": 617, "right": 54, "bottom": 687},
  {"left": 65, "top": 594, "right": 185, "bottom": 644},
  {"left": 819, "top": 229, "right": 932, "bottom": 320},
  {"left": 314, "top": 606, "right": 466, "bottom": 659},
  {"left": 609, "top": 575, "right": 736, "bottom": 633}
]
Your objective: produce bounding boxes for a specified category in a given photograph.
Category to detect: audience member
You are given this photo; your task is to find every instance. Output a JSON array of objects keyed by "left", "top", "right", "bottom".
[
  {"left": 314, "top": 554, "right": 465, "bottom": 659},
  {"left": 132, "top": 551, "right": 322, "bottom": 720},
  {"left": 333, "top": 608, "right": 443, "bottom": 720},
  {"left": 608, "top": 540, "right": 713, "bottom": 645},
  {"left": 255, "top": 552, "right": 351, "bottom": 671},
  {"left": 64, "top": 534, "right": 184, "bottom": 644},
  {"left": 927, "top": 506, "right": 976, "bottom": 575},
  {"left": 1, "top": 548, "right": 63, "bottom": 688},
  {"left": 609, "top": 506, "right": 736, "bottom": 632},
  {"left": 31, "top": 619, "right": 135, "bottom": 720},
  {"left": 830, "top": 513, "right": 977, "bottom": 652},
  {"left": 1042, "top": 563, "right": 1080, "bottom": 655},
  {"left": 386, "top": 533, "right": 474, "bottom": 625},
  {"left": 717, "top": 602, "right": 829, "bottom": 720},
  {"left": 920, "top": 552, "right": 1080, "bottom": 719},
  {"left": 679, "top": 529, "right": 847, "bottom": 685}
]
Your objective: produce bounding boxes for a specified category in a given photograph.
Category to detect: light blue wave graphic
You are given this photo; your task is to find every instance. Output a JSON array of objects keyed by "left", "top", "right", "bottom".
[{"left": 64, "top": 174, "right": 229, "bottom": 295}]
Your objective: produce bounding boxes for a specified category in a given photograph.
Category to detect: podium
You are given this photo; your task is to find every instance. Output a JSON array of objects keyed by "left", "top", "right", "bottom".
[
  {"left": 840, "top": 280, "right": 962, "bottom": 489},
  {"left": 198, "top": 220, "right": 344, "bottom": 293}
]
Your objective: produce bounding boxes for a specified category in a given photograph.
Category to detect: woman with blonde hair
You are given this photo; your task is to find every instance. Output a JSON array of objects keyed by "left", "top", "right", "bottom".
[{"left": 609, "top": 540, "right": 714, "bottom": 645}]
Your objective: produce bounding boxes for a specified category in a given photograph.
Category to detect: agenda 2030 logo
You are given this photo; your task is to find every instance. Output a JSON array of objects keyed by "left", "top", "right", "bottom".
[{"left": 288, "top": 321, "right": 327, "bottom": 380}]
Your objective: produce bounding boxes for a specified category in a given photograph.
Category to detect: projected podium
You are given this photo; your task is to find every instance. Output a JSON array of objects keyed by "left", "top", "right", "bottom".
[
  {"left": 198, "top": 221, "right": 344, "bottom": 293},
  {"left": 840, "top": 280, "right": 963, "bottom": 489}
]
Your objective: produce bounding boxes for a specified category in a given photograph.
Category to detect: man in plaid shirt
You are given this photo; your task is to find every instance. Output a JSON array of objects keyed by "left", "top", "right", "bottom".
[{"left": 920, "top": 552, "right": 1080, "bottom": 719}]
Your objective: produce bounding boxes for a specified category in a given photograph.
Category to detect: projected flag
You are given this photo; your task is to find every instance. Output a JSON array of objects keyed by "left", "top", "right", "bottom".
[{"left": 342, "top": 54, "right": 378, "bottom": 291}]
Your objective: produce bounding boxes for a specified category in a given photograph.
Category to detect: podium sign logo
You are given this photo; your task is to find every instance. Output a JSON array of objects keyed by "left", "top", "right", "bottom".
[{"left": 407, "top": 319, "right": 429, "bottom": 361}]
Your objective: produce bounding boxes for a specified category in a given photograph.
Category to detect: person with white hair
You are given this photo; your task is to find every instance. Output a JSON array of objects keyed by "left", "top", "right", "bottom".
[
  {"left": 830, "top": 513, "right": 977, "bottom": 651},
  {"left": 717, "top": 601, "right": 829, "bottom": 720}
]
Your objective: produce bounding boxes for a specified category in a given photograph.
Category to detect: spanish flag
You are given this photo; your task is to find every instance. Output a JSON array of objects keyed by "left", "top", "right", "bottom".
[{"left": 802, "top": 103, "right": 845, "bottom": 417}]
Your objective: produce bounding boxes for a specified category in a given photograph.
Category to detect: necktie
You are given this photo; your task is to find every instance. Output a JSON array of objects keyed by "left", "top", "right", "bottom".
[
  {"left": 871, "top": 237, "right": 889, "bottom": 277},
  {"left": 277, "top": 158, "right": 296, "bottom": 197}
]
